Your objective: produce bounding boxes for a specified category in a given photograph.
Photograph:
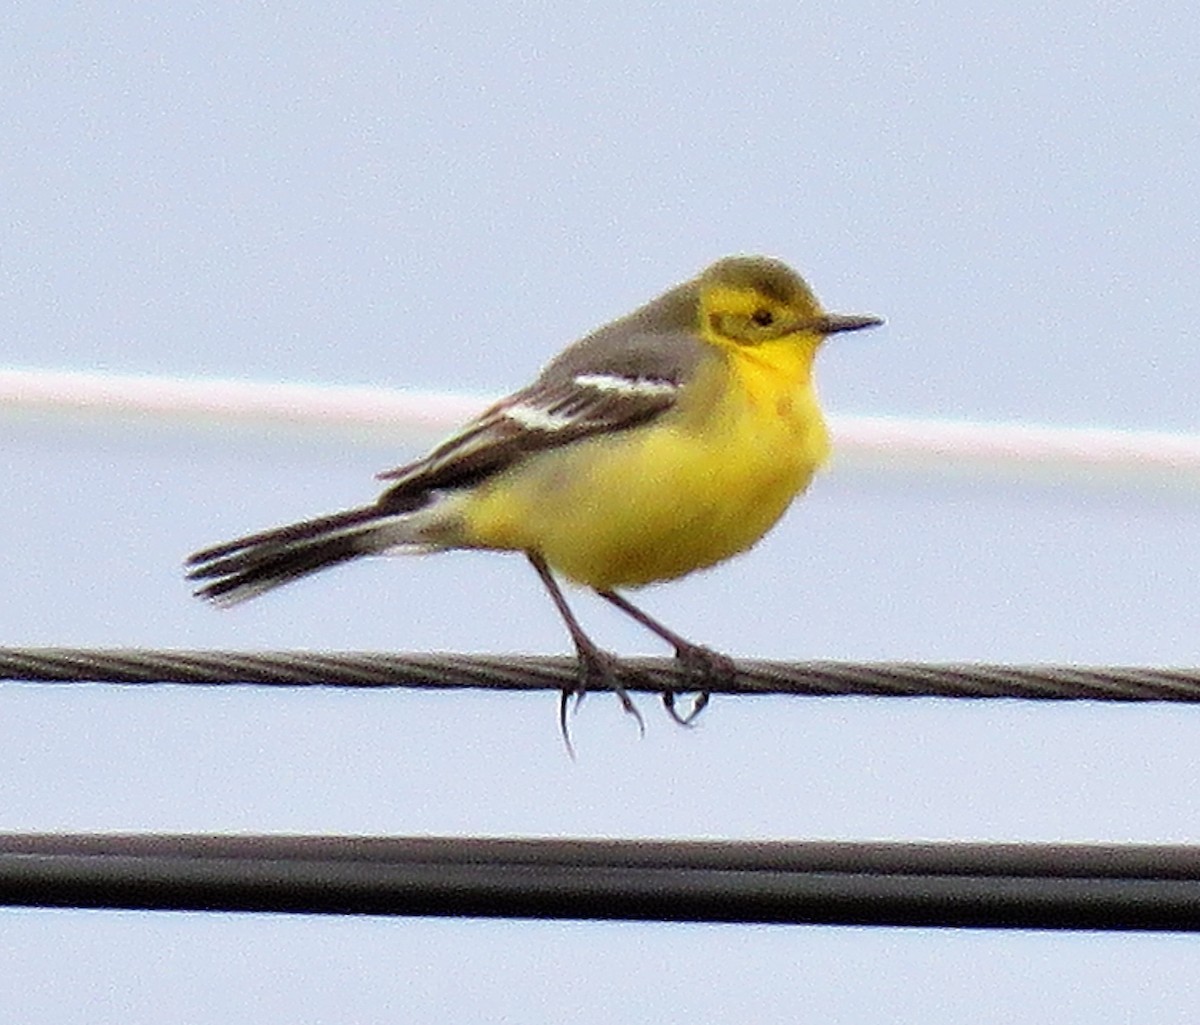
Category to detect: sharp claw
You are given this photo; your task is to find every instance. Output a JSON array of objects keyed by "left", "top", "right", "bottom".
[
  {"left": 686, "top": 690, "right": 711, "bottom": 722},
  {"left": 590, "top": 650, "right": 644, "bottom": 734},
  {"left": 663, "top": 689, "right": 710, "bottom": 726},
  {"left": 559, "top": 646, "right": 645, "bottom": 751},
  {"left": 558, "top": 689, "right": 576, "bottom": 759},
  {"left": 662, "top": 644, "right": 732, "bottom": 727}
]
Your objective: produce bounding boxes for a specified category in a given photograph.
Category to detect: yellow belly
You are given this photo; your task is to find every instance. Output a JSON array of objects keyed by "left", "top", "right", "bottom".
[{"left": 460, "top": 356, "right": 830, "bottom": 589}]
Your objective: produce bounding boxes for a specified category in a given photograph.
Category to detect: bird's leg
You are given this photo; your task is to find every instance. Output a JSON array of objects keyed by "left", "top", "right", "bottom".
[
  {"left": 596, "top": 589, "right": 734, "bottom": 725},
  {"left": 527, "top": 554, "right": 644, "bottom": 748}
]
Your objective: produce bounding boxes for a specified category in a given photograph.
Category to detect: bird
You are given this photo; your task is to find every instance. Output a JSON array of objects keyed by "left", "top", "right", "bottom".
[{"left": 186, "top": 255, "right": 882, "bottom": 742}]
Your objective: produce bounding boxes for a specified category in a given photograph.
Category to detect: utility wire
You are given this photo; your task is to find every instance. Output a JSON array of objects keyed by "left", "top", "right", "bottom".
[
  {"left": 1, "top": 647, "right": 1200, "bottom": 702},
  {"left": 4, "top": 367, "right": 1199, "bottom": 486},
  {"left": 3, "top": 833, "right": 1200, "bottom": 930}
]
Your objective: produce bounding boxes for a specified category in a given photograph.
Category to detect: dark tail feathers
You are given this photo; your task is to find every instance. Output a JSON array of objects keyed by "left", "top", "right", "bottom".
[{"left": 186, "top": 505, "right": 401, "bottom": 605}]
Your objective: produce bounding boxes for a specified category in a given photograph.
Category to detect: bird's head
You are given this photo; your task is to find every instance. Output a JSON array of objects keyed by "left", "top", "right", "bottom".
[{"left": 697, "top": 256, "right": 882, "bottom": 348}]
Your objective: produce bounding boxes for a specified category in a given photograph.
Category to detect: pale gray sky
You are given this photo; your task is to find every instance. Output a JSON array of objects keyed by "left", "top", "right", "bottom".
[{"left": 3, "top": 2, "right": 1200, "bottom": 1021}]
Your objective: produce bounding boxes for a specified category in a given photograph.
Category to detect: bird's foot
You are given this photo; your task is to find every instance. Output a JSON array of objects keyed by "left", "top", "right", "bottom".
[
  {"left": 662, "top": 643, "right": 735, "bottom": 726},
  {"left": 560, "top": 643, "right": 645, "bottom": 752}
]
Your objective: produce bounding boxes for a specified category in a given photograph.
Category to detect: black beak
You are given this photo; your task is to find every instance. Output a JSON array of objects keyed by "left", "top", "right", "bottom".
[{"left": 816, "top": 312, "right": 885, "bottom": 335}]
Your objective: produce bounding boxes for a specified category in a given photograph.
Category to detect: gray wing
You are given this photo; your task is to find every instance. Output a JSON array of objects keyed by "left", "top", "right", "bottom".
[{"left": 376, "top": 284, "right": 705, "bottom": 509}]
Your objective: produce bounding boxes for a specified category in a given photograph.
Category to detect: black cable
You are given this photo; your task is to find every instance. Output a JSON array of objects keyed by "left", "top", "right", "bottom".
[
  {"left": 3, "top": 834, "right": 1200, "bottom": 930},
  {"left": 1, "top": 647, "right": 1199, "bottom": 701}
]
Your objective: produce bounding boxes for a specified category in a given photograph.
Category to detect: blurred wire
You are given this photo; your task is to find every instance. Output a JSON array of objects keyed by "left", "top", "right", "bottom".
[
  {"left": 3, "top": 833, "right": 1200, "bottom": 930},
  {"left": 4, "top": 367, "right": 1199, "bottom": 485},
  {"left": 2, "top": 647, "right": 1200, "bottom": 702}
]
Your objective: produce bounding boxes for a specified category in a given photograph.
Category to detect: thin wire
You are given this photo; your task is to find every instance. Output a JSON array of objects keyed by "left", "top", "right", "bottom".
[
  {"left": 2, "top": 647, "right": 1200, "bottom": 702},
  {"left": 4, "top": 367, "right": 1200, "bottom": 485},
  {"left": 4, "top": 833, "right": 1200, "bottom": 930}
]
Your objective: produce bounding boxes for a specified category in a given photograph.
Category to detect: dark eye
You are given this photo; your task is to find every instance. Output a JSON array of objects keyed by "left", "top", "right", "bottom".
[{"left": 751, "top": 308, "right": 774, "bottom": 327}]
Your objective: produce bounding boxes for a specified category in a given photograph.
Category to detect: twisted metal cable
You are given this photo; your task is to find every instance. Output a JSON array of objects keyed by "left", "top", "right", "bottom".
[{"left": 1, "top": 647, "right": 1199, "bottom": 702}]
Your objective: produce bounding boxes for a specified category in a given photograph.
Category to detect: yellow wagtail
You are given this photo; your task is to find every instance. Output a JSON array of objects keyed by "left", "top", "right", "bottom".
[{"left": 187, "top": 256, "right": 882, "bottom": 736}]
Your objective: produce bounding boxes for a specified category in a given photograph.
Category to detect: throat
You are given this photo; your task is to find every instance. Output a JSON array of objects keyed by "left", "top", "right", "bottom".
[{"left": 727, "top": 340, "right": 818, "bottom": 413}]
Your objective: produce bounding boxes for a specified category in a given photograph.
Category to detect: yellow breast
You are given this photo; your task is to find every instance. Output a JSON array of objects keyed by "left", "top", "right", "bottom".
[{"left": 461, "top": 342, "right": 829, "bottom": 590}]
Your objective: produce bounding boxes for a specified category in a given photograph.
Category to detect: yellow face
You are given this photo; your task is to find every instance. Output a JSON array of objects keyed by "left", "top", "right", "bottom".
[
  {"left": 701, "top": 283, "right": 825, "bottom": 346},
  {"left": 697, "top": 256, "right": 824, "bottom": 348},
  {"left": 696, "top": 255, "right": 882, "bottom": 349}
]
